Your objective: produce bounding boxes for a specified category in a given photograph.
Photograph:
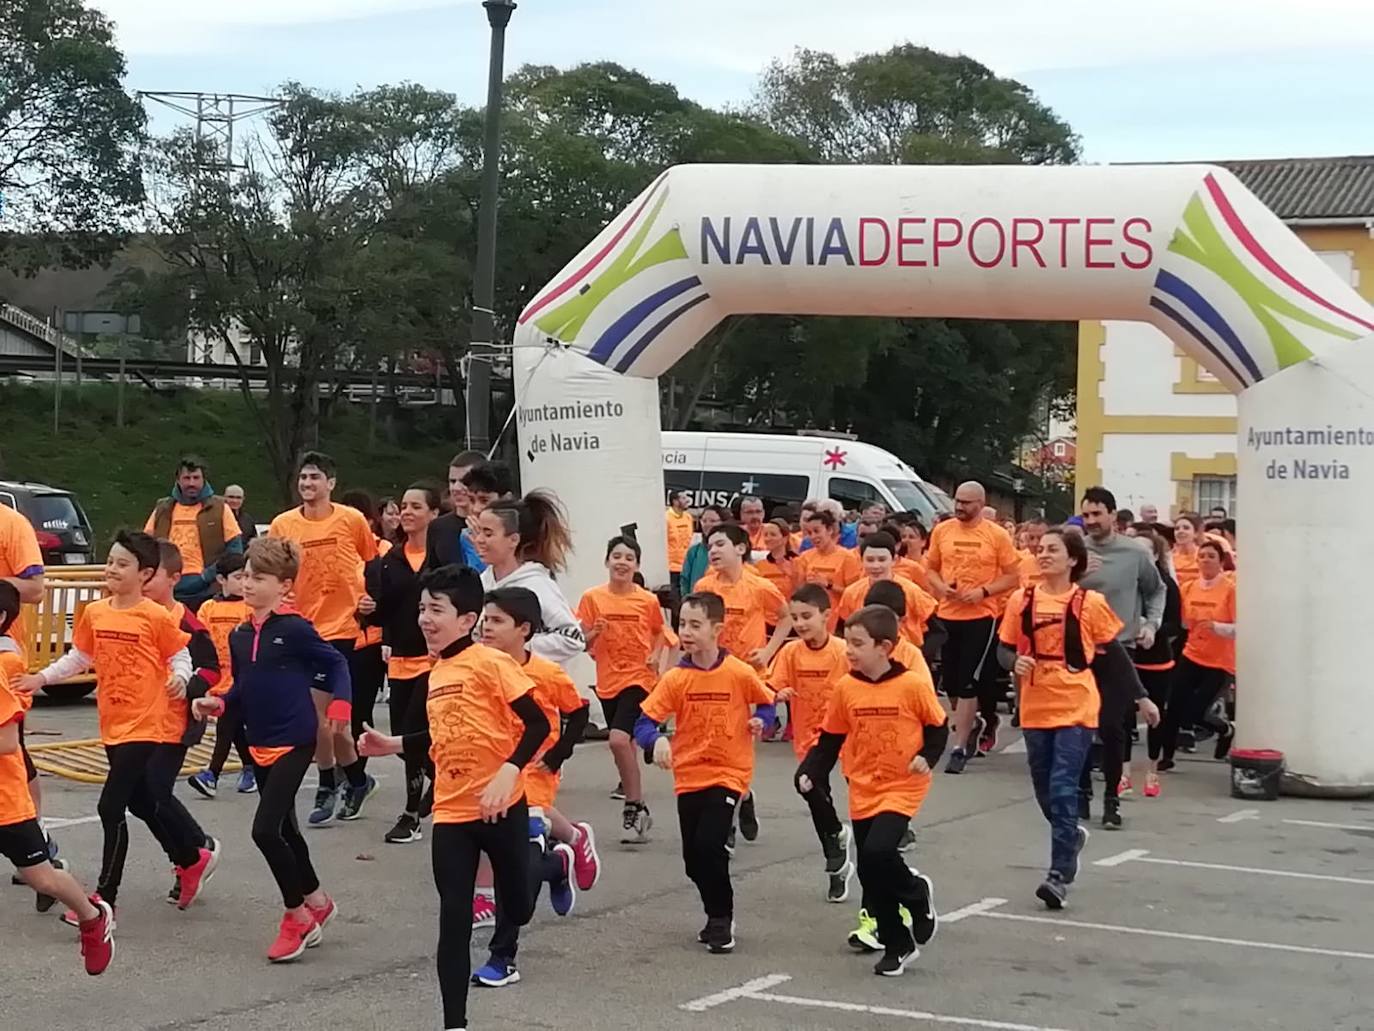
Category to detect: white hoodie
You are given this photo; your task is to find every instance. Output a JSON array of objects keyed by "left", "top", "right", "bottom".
[{"left": 480, "top": 561, "right": 586, "bottom": 668}]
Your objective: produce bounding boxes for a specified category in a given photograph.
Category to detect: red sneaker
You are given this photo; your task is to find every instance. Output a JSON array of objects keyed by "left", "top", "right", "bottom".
[
  {"left": 305, "top": 895, "right": 337, "bottom": 942},
  {"left": 267, "top": 911, "right": 320, "bottom": 963},
  {"left": 176, "top": 839, "right": 221, "bottom": 910},
  {"left": 571, "top": 821, "right": 601, "bottom": 891},
  {"left": 62, "top": 893, "right": 115, "bottom": 929},
  {"left": 473, "top": 892, "right": 496, "bottom": 928},
  {"left": 79, "top": 897, "right": 116, "bottom": 976},
  {"left": 1143, "top": 773, "right": 1161, "bottom": 798}
]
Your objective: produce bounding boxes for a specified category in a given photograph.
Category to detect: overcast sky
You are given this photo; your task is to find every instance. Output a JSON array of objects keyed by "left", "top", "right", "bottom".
[{"left": 94, "top": 0, "right": 1374, "bottom": 163}]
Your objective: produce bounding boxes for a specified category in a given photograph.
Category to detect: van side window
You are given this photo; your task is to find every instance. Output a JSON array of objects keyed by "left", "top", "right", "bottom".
[
  {"left": 828, "top": 477, "right": 885, "bottom": 515},
  {"left": 0, "top": 493, "right": 16, "bottom": 510}
]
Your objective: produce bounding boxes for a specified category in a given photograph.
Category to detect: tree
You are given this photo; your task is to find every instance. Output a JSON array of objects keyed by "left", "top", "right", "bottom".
[{"left": 0, "top": 0, "right": 144, "bottom": 272}]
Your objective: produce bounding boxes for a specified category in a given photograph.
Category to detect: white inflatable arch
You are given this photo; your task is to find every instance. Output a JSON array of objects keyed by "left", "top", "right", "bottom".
[{"left": 512, "top": 164, "right": 1374, "bottom": 795}]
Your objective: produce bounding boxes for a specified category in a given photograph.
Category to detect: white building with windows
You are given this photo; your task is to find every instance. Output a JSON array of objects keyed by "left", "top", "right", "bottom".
[{"left": 1076, "top": 156, "right": 1374, "bottom": 519}]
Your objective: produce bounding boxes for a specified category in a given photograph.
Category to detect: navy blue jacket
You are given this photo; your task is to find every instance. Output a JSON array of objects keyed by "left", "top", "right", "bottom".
[{"left": 223, "top": 611, "right": 351, "bottom": 749}]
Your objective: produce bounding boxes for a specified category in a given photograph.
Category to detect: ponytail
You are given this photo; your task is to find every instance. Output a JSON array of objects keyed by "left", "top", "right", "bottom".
[{"left": 487, "top": 490, "right": 573, "bottom": 574}]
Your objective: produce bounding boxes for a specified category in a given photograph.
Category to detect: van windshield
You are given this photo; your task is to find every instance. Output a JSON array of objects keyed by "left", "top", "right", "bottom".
[{"left": 883, "top": 479, "right": 947, "bottom": 523}]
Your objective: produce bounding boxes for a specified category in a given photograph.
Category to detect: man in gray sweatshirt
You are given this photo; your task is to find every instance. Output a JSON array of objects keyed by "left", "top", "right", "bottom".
[{"left": 1078, "top": 487, "right": 1164, "bottom": 830}]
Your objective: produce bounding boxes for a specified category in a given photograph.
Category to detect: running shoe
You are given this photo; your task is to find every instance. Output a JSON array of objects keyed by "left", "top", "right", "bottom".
[
  {"left": 824, "top": 828, "right": 854, "bottom": 903},
  {"left": 826, "top": 862, "right": 854, "bottom": 904},
  {"left": 166, "top": 876, "right": 180, "bottom": 905},
  {"left": 571, "top": 821, "right": 601, "bottom": 891},
  {"left": 307, "top": 786, "right": 340, "bottom": 827},
  {"left": 909, "top": 870, "right": 937, "bottom": 945},
  {"left": 738, "top": 792, "right": 759, "bottom": 842},
  {"left": 1178, "top": 730, "right": 1197, "bottom": 754},
  {"left": 306, "top": 894, "right": 337, "bottom": 938},
  {"left": 176, "top": 836, "right": 221, "bottom": 910},
  {"left": 267, "top": 910, "right": 320, "bottom": 963},
  {"left": 549, "top": 843, "right": 576, "bottom": 916},
  {"left": 385, "top": 813, "right": 423, "bottom": 844},
  {"left": 1036, "top": 872, "right": 1068, "bottom": 910},
  {"left": 874, "top": 943, "right": 917, "bottom": 977},
  {"left": 897, "top": 826, "right": 916, "bottom": 853},
  {"left": 703, "top": 916, "right": 735, "bottom": 954},
  {"left": 78, "top": 897, "right": 116, "bottom": 976},
  {"left": 968, "top": 715, "right": 987, "bottom": 757},
  {"left": 978, "top": 714, "right": 1000, "bottom": 756},
  {"left": 847, "top": 908, "right": 881, "bottom": 953},
  {"left": 187, "top": 770, "right": 218, "bottom": 798},
  {"left": 725, "top": 825, "right": 736, "bottom": 856},
  {"left": 1117, "top": 775, "right": 1133, "bottom": 797},
  {"left": 1066, "top": 824, "right": 1090, "bottom": 885},
  {"left": 473, "top": 893, "right": 496, "bottom": 929},
  {"left": 620, "top": 802, "right": 652, "bottom": 845},
  {"left": 697, "top": 920, "right": 711, "bottom": 945},
  {"left": 609, "top": 781, "right": 626, "bottom": 801},
  {"left": 472, "top": 955, "right": 520, "bottom": 987},
  {"left": 1213, "top": 720, "right": 1235, "bottom": 760},
  {"left": 61, "top": 894, "right": 115, "bottom": 929},
  {"left": 1143, "top": 772, "right": 1161, "bottom": 798},
  {"left": 1102, "top": 797, "right": 1122, "bottom": 831},
  {"left": 944, "top": 748, "right": 968, "bottom": 775},
  {"left": 1156, "top": 758, "right": 1176, "bottom": 772},
  {"left": 337, "top": 774, "right": 379, "bottom": 821},
  {"left": 237, "top": 767, "right": 257, "bottom": 794},
  {"left": 35, "top": 857, "right": 66, "bottom": 913}
]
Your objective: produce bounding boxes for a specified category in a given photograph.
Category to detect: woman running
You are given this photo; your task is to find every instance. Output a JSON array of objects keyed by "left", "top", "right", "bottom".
[
  {"left": 1171, "top": 513, "right": 1203, "bottom": 592},
  {"left": 754, "top": 518, "right": 799, "bottom": 599},
  {"left": 338, "top": 489, "right": 388, "bottom": 816},
  {"left": 1123, "top": 527, "right": 1181, "bottom": 797},
  {"left": 1158, "top": 539, "right": 1236, "bottom": 769},
  {"left": 363, "top": 484, "right": 441, "bottom": 844},
  {"left": 680, "top": 504, "right": 727, "bottom": 595}
]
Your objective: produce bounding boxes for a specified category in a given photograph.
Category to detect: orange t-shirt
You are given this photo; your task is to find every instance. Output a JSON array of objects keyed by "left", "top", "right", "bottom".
[
  {"left": 429, "top": 643, "right": 538, "bottom": 824},
  {"left": 640, "top": 654, "right": 774, "bottom": 796},
  {"left": 576, "top": 584, "right": 665, "bottom": 699},
  {"left": 197, "top": 597, "right": 249, "bottom": 696},
  {"left": 75, "top": 598, "right": 191, "bottom": 745},
  {"left": 753, "top": 555, "right": 798, "bottom": 601},
  {"left": 1181, "top": 577, "right": 1237, "bottom": 674},
  {"left": 894, "top": 556, "right": 929, "bottom": 591},
  {"left": 665, "top": 509, "right": 694, "bottom": 573},
  {"left": 693, "top": 568, "right": 786, "bottom": 662},
  {"left": 794, "top": 545, "right": 862, "bottom": 613},
  {"left": 522, "top": 654, "right": 585, "bottom": 808},
  {"left": 1018, "top": 550, "right": 1043, "bottom": 589},
  {"left": 892, "top": 637, "right": 924, "bottom": 670},
  {"left": 0, "top": 675, "right": 36, "bottom": 827},
  {"left": 822, "top": 664, "right": 946, "bottom": 821},
  {"left": 927, "top": 518, "right": 1019, "bottom": 621},
  {"left": 998, "top": 586, "right": 1123, "bottom": 729},
  {"left": 144, "top": 502, "right": 241, "bottom": 576},
  {"left": 268, "top": 505, "right": 378, "bottom": 642},
  {"left": 0, "top": 641, "right": 30, "bottom": 715},
  {"left": 835, "top": 575, "right": 937, "bottom": 647},
  {"left": 746, "top": 524, "right": 767, "bottom": 551},
  {"left": 1172, "top": 547, "right": 1200, "bottom": 592},
  {"left": 767, "top": 635, "right": 847, "bottom": 759}
]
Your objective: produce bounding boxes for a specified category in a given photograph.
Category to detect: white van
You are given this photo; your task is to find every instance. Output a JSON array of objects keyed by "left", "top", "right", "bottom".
[{"left": 661, "top": 431, "right": 952, "bottom": 526}]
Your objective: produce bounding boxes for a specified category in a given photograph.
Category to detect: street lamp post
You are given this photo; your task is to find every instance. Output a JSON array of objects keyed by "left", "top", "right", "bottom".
[{"left": 464, "top": 0, "right": 517, "bottom": 455}]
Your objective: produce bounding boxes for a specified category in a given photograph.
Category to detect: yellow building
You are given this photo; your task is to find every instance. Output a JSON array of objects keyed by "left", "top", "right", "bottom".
[{"left": 1076, "top": 156, "right": 1374, "bottom": 518}]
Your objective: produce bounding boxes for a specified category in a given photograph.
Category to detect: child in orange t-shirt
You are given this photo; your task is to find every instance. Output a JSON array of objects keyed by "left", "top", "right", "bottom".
[
  {"left": 796, "top": 508, "right": 862, "bottom": 620},
  {"left": 358, "top": 564, "right": 551, "bottom": 1028},
  {"left": 796, "top": 604, "right": 948, "bottom": 977},
  {"left": 577, "top": 535, "right": 669, "bottom": 845},
  {"left": 0, "top": 581, "right": 116, "bottom": 973},
  {"left": 187, "top": 553, "right": 256, "bottom": 796},
  {"left": 997, "top": 528, "right": 1125, "bottom": 911},
  {"left": 635, "top": 591, "right": 776, "bottom": 955},
  {"left": 767, "top": 583, "right": 851, "bottom": 902}
]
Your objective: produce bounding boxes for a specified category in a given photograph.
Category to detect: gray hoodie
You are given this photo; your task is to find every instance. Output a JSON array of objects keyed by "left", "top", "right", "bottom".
[
  {"left": 1080, "top": 532, "right": 1165, "bottom": 645},
  {"left": 480, "top": 561, "right": 586, "bottom": 667}
]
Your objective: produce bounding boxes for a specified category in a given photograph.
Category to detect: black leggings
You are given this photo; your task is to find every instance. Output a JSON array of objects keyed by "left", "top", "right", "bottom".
[
  {"left": 1128, "top": 666, "right": 1173, "bottom": 761},
  {"left": 207, "top": 708, "right": 252, "bottom": 777},
  {"left": 798, "top": 771, "right": 842, "bottom": 842},
  {"left": 1159, "top": 657, "right": 1231, "bottom": 762},
  {"left": 1079, "top": 646, "right": 1140, "bottom": 802},
  {"left": 348, "top": 644, "right": 386, "bottom": 772},
  {"left": 98, "top": 742, "right": 207, "bottom": 904},
  {"left": 853, "top": 811, "right": 929, "bottom": 953},
  {"left": 677, "top": 786, "right": 739, "bottom": 920},
  {"left": 251, "top": 745, "right": 319, "bottom": 909},
  {"left": 388, "top": 673, "right": 433, "bottom": 814},
  {"left": 432, "top": 802, "right": 532, "bottom": 1030}
]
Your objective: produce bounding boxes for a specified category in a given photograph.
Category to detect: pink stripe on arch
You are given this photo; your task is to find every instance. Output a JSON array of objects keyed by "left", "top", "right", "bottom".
[
  {"left": 517, "top": 170, "right": 671, "bottom": 326},
  {"left": 1203, "top": 173, "right": 1374, "bottom": 333}
]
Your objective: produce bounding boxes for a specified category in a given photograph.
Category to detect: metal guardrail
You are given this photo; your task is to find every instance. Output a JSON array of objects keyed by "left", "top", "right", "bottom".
[{"left": 0, "top": 302, "right": 87, "bottom": 357}]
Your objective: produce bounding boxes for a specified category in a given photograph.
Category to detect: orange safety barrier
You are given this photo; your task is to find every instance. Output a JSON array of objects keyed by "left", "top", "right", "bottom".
[{"left": 15, "top": 565, "right": 105, "bottom": 694}]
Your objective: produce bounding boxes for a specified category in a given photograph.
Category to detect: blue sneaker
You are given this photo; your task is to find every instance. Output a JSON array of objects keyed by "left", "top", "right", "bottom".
[
  {"left": 237, "top": 767, "right": 257, "bottom": 794},
  {"left": 549, "top": 843, "right": 576, "bottom": 917},
  {"left": 308, "top": 786, "right": 340, "bottom": 827},
  {"left": 187, "top": 770, "right": 218, "bottom": 798},
  {"left": 338, "top": 774, "right": 379, "bottom": 821},
  {"left": 472, "top": 955, "right": 520, "bottom": 987}
]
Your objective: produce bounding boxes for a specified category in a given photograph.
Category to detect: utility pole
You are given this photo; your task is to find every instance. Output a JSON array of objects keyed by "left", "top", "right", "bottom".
[{"left": 464, "top": 0, "right": 516, "bottom": 454}]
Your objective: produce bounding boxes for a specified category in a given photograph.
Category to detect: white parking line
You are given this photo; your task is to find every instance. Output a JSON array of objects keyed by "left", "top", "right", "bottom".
[
  {"left": 1091, "top": 848, "right": 1374, "bottom": 886},
  {"left": 943, "top": 897, "right": 1010, "bottom": 923},
  {"left": 43, "top": 814, "right": 101, "bottom": 830},
  {"left": 1283, "top": 818, "right": 1374, "bottom": 833},
  {"left": 1217, "top": 808, "right": 1261, "bottom": 823},
  {"left": 680, "top": 974, "right": 793, "bottom": 1012},
  {"left": 957, "top": 897, "right": 1374, "bottom": 962}
]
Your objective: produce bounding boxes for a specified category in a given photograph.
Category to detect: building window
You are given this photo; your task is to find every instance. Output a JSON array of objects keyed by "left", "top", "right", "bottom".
[
  {"left": 1053, "top": 441, "right": 1066, "bottom": 457},
  {"left": 1193, "top": 475, "right": 1237, "bottom": 517}
]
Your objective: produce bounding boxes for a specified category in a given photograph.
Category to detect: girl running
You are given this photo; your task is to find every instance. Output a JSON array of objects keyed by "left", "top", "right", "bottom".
[
  {"left": 1171, "top": 513, "right": 1203, "bottom": 592},
  {"left": 339, "top": 489, "right": 389, "bottom": 815}
]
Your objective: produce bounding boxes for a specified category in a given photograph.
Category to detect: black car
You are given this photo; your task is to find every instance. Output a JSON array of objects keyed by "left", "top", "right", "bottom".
[{"left": 0, "top": 481, "right": 95, "bottom": 565}]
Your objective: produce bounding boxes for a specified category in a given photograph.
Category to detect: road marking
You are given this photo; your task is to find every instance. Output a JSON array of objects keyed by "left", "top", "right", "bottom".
[
  {"left": 1218, "top": 808, "right": 1261, "bottom": 823},
  {"left": 43, "top": 814, "right": 101, "bottom": 830},
  {"left": 975, "top": 906, "right": 1374, "bottom": 962},
  {"left": 1004, "top": 737, "right": 1026, "bottom": 754},
  {"left": 1093, "top": 849, "right": 1374, "bottom": 887},
  {"left": 746, "top": 990, "right": 1079, "bottom": 1031},
  {"left": 680, "top": 974, "right": 793, "bottom": 1012},
  {"left": 943, "top": 897, "right": 1010, "bottom": 923},
  {"left": 1284, "top": 818, "right": 1374, "bottom": 833}
]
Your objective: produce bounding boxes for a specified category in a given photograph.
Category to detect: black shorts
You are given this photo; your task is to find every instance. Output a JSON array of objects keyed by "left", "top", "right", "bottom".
[
  {"left": 0, "top": 817, "right": 49, "bottom": 869},
  {"left": 600, "top": 686, "right": 649, "bottom": 736},
  {"left": 939, "top": 616, "right": 999, "bottom": 700},
  {"left": 19, "top": 723, "right": 36, "bottom": 783}
]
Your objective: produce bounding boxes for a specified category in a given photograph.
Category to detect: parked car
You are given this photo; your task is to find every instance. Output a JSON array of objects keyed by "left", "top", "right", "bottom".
[{"left": 0, "top": 480, "right": 96, "bottom": 565}]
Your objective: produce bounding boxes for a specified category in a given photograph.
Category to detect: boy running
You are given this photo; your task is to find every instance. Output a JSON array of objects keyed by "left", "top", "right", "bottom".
[
  {"left": 0, "top": 582, "right": 116, "bottom": 974},
  {"left": 192, "top": 537, "right": 349, "bottom": 961},
  {"left": 767, "top": 583, "right": 851, "bottom": 902},
  {"left": 633, "top": 591, "right": 776, "bottom": 954},
  {"left": 835, "top": 531, "right": 937, "bottom": 648},
  {"left": 187, "top": 553, "right": 256, "bottom": 796},
  {"left": 576, "top": 536, "right": 668, "bottom": 845},
  {"left": 796, "top": 605, "right": 948, "bottom": 976}
]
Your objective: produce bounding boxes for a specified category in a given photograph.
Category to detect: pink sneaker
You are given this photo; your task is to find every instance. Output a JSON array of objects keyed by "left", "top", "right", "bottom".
[
  {"left": 1118, "top": 776, "right": 1133, "bottom": 798},
  {"left": 473, "top": 892, "right": 496, "bottom": 928},
  {"left": 571, "top": 821, "right": 601, "bottom": 891},
  {"left": 267, "top": 911, "right": 320, "bottom": 963},
  {"left": 1143, "top": 773, "right": 1161, "bottom": 798},
  {"left": 305, "top": 895, "right": 337, "bottom": 942},
  {"left": 177, "top": 838, "right": 221, "bottom": 910}
]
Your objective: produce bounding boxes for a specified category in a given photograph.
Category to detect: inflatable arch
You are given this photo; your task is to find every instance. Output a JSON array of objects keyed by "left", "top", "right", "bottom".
[{"left": 511, "top": 164, "right": 1374, "bottom": 795}]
